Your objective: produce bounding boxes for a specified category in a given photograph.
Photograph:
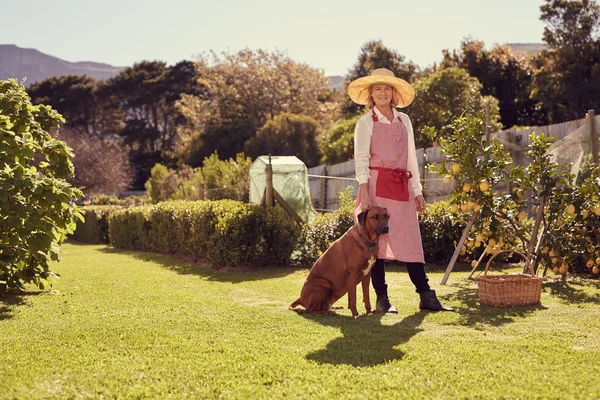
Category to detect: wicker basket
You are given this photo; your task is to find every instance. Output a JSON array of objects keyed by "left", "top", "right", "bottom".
[{"left": 475, "top": 250, "right": 543, "bottom": 307}]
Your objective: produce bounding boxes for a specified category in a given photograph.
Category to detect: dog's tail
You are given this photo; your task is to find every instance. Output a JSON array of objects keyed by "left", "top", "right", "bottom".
[{"left": 289, "top": 298, "right": 303, "bottom": 312}]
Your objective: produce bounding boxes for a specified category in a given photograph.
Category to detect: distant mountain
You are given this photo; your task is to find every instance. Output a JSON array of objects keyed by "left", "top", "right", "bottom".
[
  {"left": 327, "top": 75, "right": 344, "bottom": 93},
  {"left": 507, "top": 43, "right": 549, "bottom": 55},
  {"left": 0, "top": 44, "right": 125, "bottom": 86}
]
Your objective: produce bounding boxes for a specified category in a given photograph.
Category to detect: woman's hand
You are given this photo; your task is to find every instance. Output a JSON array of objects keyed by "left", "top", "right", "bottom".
[
  {"left": 359, "top": 183, "right": 371, "bottom": 211},
  {"left": 415, "top": 195, "right": 426, "bottom": 213}
]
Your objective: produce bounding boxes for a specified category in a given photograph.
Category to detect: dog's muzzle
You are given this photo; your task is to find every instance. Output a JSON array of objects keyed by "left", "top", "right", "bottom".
[{"left": 378, "top": 225, "right": 389, "bottom": 235}]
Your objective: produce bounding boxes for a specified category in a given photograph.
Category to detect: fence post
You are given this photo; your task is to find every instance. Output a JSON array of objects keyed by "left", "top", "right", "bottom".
[
  {"left": 199, "top": 183, "right": 205, "bottom": 200},
  {"left": 589, "top": 109, "right": 598, "bottom": 164},
  {"left": 319, "top": 165, "right": 328, "bottom": 211},
  {"left": 265, "top": 155, "right": 273, "bottom": 207}
]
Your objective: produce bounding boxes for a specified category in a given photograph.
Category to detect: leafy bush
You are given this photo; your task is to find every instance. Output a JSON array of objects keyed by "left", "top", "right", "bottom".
[
  {"left": 0, "top": 79, "right": 83, "bottom": 291},
  {"left": 293, "top": 187, "right": 355, "bottom": 265},
  {"left": 109, "top": 200, "right": 301, "bottom": 267},
  {"left": 419, "top": 200, "right": 468, "bottom": 263},
  {"left": 71, "top": 206, "right": 121, "bottom": 244},
  {"left": 90, "top": 195, "right": 125, "bottom": 206}
]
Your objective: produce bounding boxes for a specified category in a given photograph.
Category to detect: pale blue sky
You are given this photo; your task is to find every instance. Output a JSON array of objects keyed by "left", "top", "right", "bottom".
[{"left": 1, "top": 0, "right": 547, "bottom": 76}]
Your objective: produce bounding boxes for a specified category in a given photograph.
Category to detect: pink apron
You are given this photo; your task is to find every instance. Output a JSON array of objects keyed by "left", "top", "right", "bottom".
[{"left": 354, "top": 111, "right": 425, "bottom": 263}]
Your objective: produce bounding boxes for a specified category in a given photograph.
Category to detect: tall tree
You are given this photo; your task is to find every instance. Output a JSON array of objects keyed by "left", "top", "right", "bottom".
[
  {"left": 177, "top": 49, "right": 335, "bottom": 165},
  {"left": 104, "top": 60, "right": 201, "bottom": 187},
  {"left": 441, "top": 39, "right": 540, "bottom": 128},
  {"left": 244, "top": 113, "right": 322, "bottom": 167},
  {"left": 28, "top": 75, "right": 122, "bottom": 138},
  {"left": 342, "top": 40, "right": 418, "bottom": 116},
  {"left": 408, "top": 67, "right": 502, "bottom": 148},
  {"left": 532, "top": 0, "right": 600, "bottom": 122}
]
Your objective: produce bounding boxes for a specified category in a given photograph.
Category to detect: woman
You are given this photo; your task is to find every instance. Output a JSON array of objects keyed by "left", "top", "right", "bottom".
[{"left": 349, "top": 68, "right": 453, "bottom": 313}]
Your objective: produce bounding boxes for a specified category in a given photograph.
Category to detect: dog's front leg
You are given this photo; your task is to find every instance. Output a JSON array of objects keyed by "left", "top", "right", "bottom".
[
  {"left": 362, "top": 272, "right": 372, "bottom": 314},
  {"left": 346, "top": 276, "right": 359, "bottom": 317}
]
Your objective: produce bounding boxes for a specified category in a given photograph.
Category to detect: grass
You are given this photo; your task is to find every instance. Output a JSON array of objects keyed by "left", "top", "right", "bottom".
[{"left": 1, "top": 242, "right": 600, "bottom": 399}]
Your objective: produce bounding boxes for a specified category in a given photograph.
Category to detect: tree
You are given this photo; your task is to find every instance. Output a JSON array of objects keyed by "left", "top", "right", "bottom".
[
  {"left": 441, "top": 39, "right": 540, "bottom": 128},
  {"left": 532, "top": 0, "right": 600, "bottom": 122},
  {"left": 244, "top": 113, "right": 322, "bottom": 167},
  {"left": 104, "top": 60, "right": 201, "bottom": 188},
  {"left": 0, "top": 79, "right": 83, "bottom": 291},
  {"left": 176, "top": 49, "right": 336, "bottom": 164},
  {"left": 342, "top": 40, "right": 418, "bottom": 116},
  {"left": 57, "top": 128, "right": 132, "bottom": 196},
  {"left": 318, "top": 116, "right": 360, "bottom": 165},
  {"left": 28, "top": 75, "right": 122, "bottom": 138},
  {"left": 408, "top": 67, "right": 502, "bottom": 148}
]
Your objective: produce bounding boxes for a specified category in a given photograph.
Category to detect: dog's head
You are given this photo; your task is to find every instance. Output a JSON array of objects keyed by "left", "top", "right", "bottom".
[{"left": 358, "top": 206, "right": 390, "bottom": 236}]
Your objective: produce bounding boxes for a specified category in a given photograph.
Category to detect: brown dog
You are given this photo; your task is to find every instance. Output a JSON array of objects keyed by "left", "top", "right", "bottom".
[{"left": 290, "top": 206, "right": 390, "bottom": 317}]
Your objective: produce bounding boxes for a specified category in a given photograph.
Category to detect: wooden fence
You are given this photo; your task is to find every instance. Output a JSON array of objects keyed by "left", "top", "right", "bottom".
[{"left": 309, "top": 113, "right": 600, "bottom": 211}]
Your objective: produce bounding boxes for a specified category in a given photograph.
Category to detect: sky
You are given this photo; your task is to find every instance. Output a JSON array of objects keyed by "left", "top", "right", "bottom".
[{"left": 0, "top": 0, "right": 548, "bottom": 77}]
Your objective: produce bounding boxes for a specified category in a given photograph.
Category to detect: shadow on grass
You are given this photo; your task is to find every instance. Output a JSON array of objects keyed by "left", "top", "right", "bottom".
[
  {"left": 94, "top": 245, "right": 302, "bottom": 283},
  {"left": 441, "top": 284, "right": 548, "bottom": 328},
  {"left": 0, "top": 291, "right": 42, "bottom": 321},
  {"left": 541, "top": 279, "right": 600, "bottom": 305},
  {"left": 301, "top": 311, "right": 426, "bottom": 367}
]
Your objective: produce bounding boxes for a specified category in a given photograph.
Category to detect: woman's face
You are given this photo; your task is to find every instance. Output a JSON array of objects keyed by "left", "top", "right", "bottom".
[{"left": 370, "top": 84, "right": 393, "bottom": 108}]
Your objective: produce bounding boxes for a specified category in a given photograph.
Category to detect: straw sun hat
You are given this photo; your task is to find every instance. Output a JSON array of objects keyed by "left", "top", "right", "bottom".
[{"left": 347, "top": 68, "right": 415, "bottom": 108}]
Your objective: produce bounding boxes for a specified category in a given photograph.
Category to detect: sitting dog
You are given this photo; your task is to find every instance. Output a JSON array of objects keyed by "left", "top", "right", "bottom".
[{"left": 290, "top": 206, "right": 390, "bottom": 317}]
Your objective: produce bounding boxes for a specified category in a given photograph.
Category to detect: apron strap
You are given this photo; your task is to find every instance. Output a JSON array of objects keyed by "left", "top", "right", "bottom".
[{"left": 371, "top": 109, "right": 378, "bottom": 122}]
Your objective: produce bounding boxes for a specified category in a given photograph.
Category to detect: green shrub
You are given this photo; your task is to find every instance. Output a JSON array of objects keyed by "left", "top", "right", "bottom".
[
  {"left": 108, "top": 200, "right": 301, "bottom": 267},
  {"left": 0, "top": 79, "right": 83, "bottom": 291},
  {"left": 71, "top": 206, "right": 121, "bottom": 244},
  {"left": 419, "top": 200, "right": 468, "bottom": 264},
  {"left": 90, "top": 195, "right": 125, "bottom": 206},
  {"left": 293, "top": 187, "right": 355, "bottom": 265}
]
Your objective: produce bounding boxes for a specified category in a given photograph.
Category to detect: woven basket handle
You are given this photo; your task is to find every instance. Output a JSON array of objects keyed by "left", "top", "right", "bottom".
[{"left": 484, "top": 250, "right": 535, "bottom": 276}]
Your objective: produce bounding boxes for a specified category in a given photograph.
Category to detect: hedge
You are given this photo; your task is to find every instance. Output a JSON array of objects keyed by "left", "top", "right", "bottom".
[
  {"left": 108, "top": 200, "right": 301, "bottom": 267},
  {"left": 70, "top": 206, "right": 122, "bottom": 244}
]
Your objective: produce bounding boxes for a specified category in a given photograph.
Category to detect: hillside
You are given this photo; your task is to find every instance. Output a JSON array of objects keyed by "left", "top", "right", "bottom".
[{"left": 0, "top": 44, "right": 124, "bottom": 85}]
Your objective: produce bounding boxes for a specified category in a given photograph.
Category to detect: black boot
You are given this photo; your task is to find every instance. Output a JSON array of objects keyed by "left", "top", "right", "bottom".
[
  {"left": 419, "top": 290, "right": 454, "bottom": 312},
  {"left": 376, "top": 295, "right": 398, "bottom": 314}
]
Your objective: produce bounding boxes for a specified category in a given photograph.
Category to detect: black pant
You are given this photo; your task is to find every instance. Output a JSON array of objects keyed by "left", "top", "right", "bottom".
[{"left": 371, "top": 258, "right": 431, "bottom": 295}]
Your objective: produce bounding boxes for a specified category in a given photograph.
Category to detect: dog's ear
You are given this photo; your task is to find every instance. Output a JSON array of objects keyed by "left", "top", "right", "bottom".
[{"left": 357, "top": 208, "right": 369, "bottom": 227}]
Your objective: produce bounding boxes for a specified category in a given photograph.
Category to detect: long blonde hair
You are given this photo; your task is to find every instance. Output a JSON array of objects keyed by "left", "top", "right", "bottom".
[{"left": 367, "top": 84, "right": 401, "bottom": 109}]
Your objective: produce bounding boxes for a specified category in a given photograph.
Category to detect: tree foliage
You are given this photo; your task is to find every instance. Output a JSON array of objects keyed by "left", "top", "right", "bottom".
[
  {"left": 58, "top": 128, "right": 133, "bottom": 196},
  {"left": 408, "top": 67, "right": 502, "bottom": 148},
  {"left": 104, "top": 60, "right": 201, "bottom": 188},
  {"left": 0, "top": 79, "right": 83, "bottom": 291},
  {"left": 244, "top": 113, "right": 322, "bottom": 167},
  {"left": 318, "top": 116, "right": 360, "bottom": 165},
  {"left": 532, "top": 0, "right": 600, "bottom": 122},
  {"left": 441, "top": 39, "right": 540, "bottom": 128},
  {"left": 177, "top": 49, "right": 335, "bottom": 166}
]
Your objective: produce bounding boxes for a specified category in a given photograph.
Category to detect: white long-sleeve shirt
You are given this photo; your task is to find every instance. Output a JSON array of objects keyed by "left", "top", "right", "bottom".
[{"left": 353, "top": 107, "right": 423, "bottom": 197}]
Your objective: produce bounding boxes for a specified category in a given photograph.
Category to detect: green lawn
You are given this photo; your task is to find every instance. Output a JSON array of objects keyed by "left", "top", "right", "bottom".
[{"left": 1, "top": 242, "right": 600, "bottom": 399}]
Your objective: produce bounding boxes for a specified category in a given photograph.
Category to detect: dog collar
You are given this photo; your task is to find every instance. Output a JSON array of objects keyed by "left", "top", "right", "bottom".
[{"left": 354, "top": 224, "right": 377, "bottom": 250}]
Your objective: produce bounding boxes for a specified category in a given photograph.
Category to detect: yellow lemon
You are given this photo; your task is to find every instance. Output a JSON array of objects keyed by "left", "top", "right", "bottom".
[
  {"left": 460, "top": 203, "right": 468, "bottom": 212},
  {"left": 559, "top": 265, "right": 568, "bottom": 275},
  {"left": 548, "top": 249, "right": 555, "bottom": 257},
  {"left": 586, "top": 260, "right": 595, "bottom": 268},
  {"left": 471, "top": 260, "right": 478, "bottom": 268},
  {"left": 596, "top": 257, "right": 600, "bottom": 265},
  {"left": 516, "top": 189, "right": 525, "bottom": 198},
  {"left": 593, "top": 266, "right": 600, "bottom": 275},
  {"left": 451, "top": 163, "right": 461, "bottom": 173},
  {"left": 518, "top": 211, "right": 528, "bottom": 221},
  {"left": 449, "top": 205, "right": 458, "bottom": 213},
  {"left": 443, "top": 175, "right": 452, "bottom": 184},
  {"left": 488, "top": 238, "right": 497, "bottom": 247},
  {"left": 483, "top": 219, "right": 491, "bottom": 226},
  {"left": 476, "top": 233, "right": 484, "bottom": 241},
  {"left": 594, "top": 206, "right": 600, "bottom": 216},
  {"left": 463, "top": 183, "right": 472, "bottom": 193},
  {"left": 581, "top": 209, "right": 589, "bottom": 219},
  {"left": 479, "top": 180, "right": 490, "bottom": 192},
  {"left": 541, "top": 247, "right": 548, "bottom": 254},
  {"left": 566, "top": 204, "right": 576, "bottom": 215},
  {"left": 544, "top": 207, "right": 550, "bottom": 215},
  {"left": 553, "top": 266, "right": 560, "bottom": 274},
  {"left": 551, "top": 257, "right": 558, "bottom": 265},
  {"left": 474, "top": 204, "right": 482, "bottom": 212}
]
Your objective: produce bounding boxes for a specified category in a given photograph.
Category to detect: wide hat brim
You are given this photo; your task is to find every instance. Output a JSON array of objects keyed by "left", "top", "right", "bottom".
[{"left": 348, "top": 75, "right": 415, "bottom": 108}]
